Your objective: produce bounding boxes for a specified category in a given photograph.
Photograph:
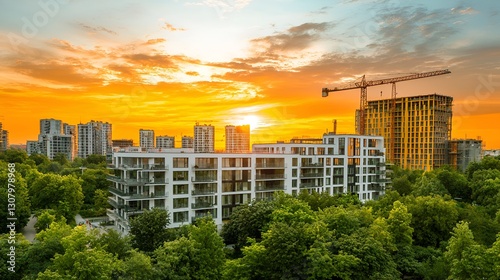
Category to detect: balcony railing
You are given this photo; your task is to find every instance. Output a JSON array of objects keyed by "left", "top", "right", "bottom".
[
  {"left": 145, "top": 178, "right": 168, "bottom": 184},
  {"left": 193, "top": 164, "right": 218, "bottom": 169},
  {"left": 255, "top": 174, "right": 286, "bottom": 180},
  {"left": 108, "top": 186, "right": 127, "bottom": 196},
  {"left": 142, "top": 164, "right": 168, "bottom": 170},
  {"left": 192, "top": 189, "right": 217, "bottom": 196},
  {"left": 300, "top": 183, "right": 320, "bottom": 188},
  {"left": 255, "top": 163, "right": 285, "bottom": 168},
  {"left": 300, "top": 172, "right": 324, "bottom": 178},
  {"left": 108, "top": 198, "right": 124, "bottom": 209},
  {"left": 191, "top": 201, "right": 217, "bottom": 209},
  {"left": 301, "top": 162, "right": 324, "bottom": 167},
  {"left": 255, "top": 186, "right": 284, "bottom": 191},
  {"left": 192, "top": 176, "right": 217, "bottom": 182}
]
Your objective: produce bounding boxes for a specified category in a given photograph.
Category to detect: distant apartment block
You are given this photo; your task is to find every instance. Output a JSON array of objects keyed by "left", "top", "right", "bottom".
[
  {"left": 484, "top": 150, "right": 500, "bottom": 157},
  {"left": 194, "top": 124, "right": 214, "bottom": 153},
  {"left": 225, "top": 125, "right": 250, "bottom": 153},
  {"left": 156, "top": 135, "right": 175, "bottom": 149},
  {"left": 63, "top": 123, "right": 78, "bottom": 160},
  {"left": 107, "top": 133, "right": 389, "bottom": 234},
  {"left": 363, "top": 93, "right": 453, "bottom": 170},
  {"left": 0, "top": 123, "right": 8, "bottom": 152},
  {"left": 182, "top": 136, "right": 193, "bottom": 148},
  {"left": 26, "top": 119, "right": 74, "bottom": 160},
  {"left": 113, "top": 139, "right": 134, "bottom": 148},
  {"left": 78, "top": 120, "right": 112, "bottom": 158},
  {"left": 139, "top": 129, "right": 155, "bottom": 150},
  {"left": 446, "top": 139, "right": 483, "bottom": 172}
]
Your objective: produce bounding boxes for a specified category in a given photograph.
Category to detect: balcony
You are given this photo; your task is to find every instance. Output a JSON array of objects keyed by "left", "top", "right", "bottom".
[
  {"left": 193, "top": 164, "right": 218, "bottom": 170},
  {"left": 255, "top": 163, "right": 285, "bottom": 168},
  {"left": 300, "top": 172, "right": 324, "bottom": 178},
  {"left": 299, "top": 183, "right": 320, "bottom": 188},
  {"left": 192, "top": 176, "right": 217, "bottom": 182},
  {"left": 191, "top": 201, "right": 217, "bottom": 209},
  {"left": 142, "top": 164, "right": 168, "bottom": 171},
  {"left": 192, "top": 189, "right": 217, "bottom": 196},
  {"left": 107, "top": 175, "right": 124, "bottom": 183},
  {"left": 145, "top": 178, "right": 168, "bottom": 185},
  {"left": 108, "top": 198, "right": 124, "bottom": 209},
  {"left": 255, "top": 174, "right": 286, "bottom": 180},
  {"left": 375, "top": 178, "right": 391, "bottom": 183},
  {"left": 301, "top": 162, "right": 324, "bottom": 168},
  {"left": 377, "top": 162, "right": 386, "bottom": 167},
  {"left": 108, "top": 186, "right": 127, "bottom": 197},
  {"left": 255, "top": 185, "right": 285, "bottom": 192}
]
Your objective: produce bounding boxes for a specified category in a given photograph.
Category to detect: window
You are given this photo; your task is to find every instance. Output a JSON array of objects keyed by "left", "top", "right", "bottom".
[
  {"left": 173, "top": 184, "right": 188, "bottom": 195},
  {"left": 173, "top": 211, "right": 188, "bottom": 223},
  {"left": 173, "top": 171, "right": 188, "bottom": 181},
  {"left": 173, "top": 198, "right": 188, "bottom": 208},
  {"left": 173, "top": 157, "right": 188, "bottom": 168}
]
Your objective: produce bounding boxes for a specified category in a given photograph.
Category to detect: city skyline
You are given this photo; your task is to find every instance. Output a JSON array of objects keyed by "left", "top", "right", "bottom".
[{"left": 1, "top": 1, "right": 500, "bottom": 149}]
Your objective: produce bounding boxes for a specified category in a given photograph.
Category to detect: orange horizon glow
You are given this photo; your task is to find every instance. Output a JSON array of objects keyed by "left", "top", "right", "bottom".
[{"left": 1, "top": 1, "right": 499, "bottom": 150}]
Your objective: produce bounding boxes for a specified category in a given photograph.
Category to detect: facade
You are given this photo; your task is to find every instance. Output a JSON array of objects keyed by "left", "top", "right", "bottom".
[
  {"left": 446, "top": 139, "right": 483, "bottom": 172},
  {"left": 194, "top": 124, "right": 214, "bottom": 153},
  {"left": 364, "top": 93, "right": 453, "bottom": 170},
  {"left": 182, "top": 136, "right": 193, "bottom": 148},
  {"left": 107, "top": 133, "right": 389, "bottom": 234},
  {"left": 63, "top": 123, "right": 78, "bottom": 160},
  {"left": 156, "top": 135, "right": 175, "bottom": 149},
  {"left": 0, "top": 123, "right": 8, "bottom": 152},
  {"left": 140, "top": 129, "right": 155, "bottom": 149},
  {"left": 78, "top": 120, "right": 113, "bottom": 158},
  {"left": 484, "top": 150, "right": 500, "bottom": 157},
  {"left": 112, "top": 139, "right": 134, "bottom": 148},
  {"left": 225, "top": 125, "right": 250, "bottom": 153},
  {"left": 25, "top": 119, "right": 74, "bottom": 160}
]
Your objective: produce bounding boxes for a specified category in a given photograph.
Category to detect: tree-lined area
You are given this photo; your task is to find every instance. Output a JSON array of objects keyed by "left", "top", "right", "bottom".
[{"left": 1, "top": 148, "right": 500, "bottom": 279}]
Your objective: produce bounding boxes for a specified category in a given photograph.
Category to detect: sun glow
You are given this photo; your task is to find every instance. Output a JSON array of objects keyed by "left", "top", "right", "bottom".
[{"left": 238, "top": 115, "right": 262, "bottom": 131}]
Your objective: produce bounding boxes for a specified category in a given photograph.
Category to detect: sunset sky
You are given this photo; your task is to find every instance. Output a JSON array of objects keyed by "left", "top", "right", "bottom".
[{"left": 1, "top": 0, "right": 499, "bottom": 149}]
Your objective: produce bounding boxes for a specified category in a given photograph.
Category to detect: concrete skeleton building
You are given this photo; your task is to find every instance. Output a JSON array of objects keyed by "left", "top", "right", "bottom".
[
  {"left": 107, "top": 133, "right": 389, "bottom": 234},
  {"left": 139, "top": 129, "right": 155, "bottom": 150},
  {"left": 78, "top": 120, "right": 112, "bottom": 158},
  {"left": 363, "top": 93, "right": 453, "bottom": 170},
  {"left": 446, "top": 139, "right": 483, "bottom": 172},
  {"left": 194, "top": 124, "right": 214, "bottom": 153},
  {"left": 225, "top": 125, "right": 250, "bottom": 153},
  {"left": 156, "top": 135, "right": 175, "bottom": 149}
]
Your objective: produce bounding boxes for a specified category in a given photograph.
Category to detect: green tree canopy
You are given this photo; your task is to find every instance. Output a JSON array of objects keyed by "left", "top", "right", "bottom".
[{"left": 129, "top": 208, "right": 170, "bottom": 252}]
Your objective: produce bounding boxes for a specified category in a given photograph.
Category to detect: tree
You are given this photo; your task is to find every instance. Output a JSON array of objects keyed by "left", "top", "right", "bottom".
[
  {"left": 435, "top": 166, "right": 471, "bottom": 201},
  {"left": 391, "top": 175, "right": 413, "bottom": 196},
  {"left": 318, "top": 205, "right": 373, "bottom": 238},
  {"left": 53, "top": 153, "right": 69, "bottom": 166},
  {"left": 34, "top": 209, "right": 66, "bottom": 232},
  {"left": 0, "top": 163, "right": 31, "bottom": 233},
  {"left": 444, "top": 221, "right": 491, "bottom": 279},
  {"left": 79, "top": 169, "right": 111, "bottom": 205},
  {"left": 84, "top": 154, "right": 107, "bottom": 166},
  {"left": 0, "top": 148, "right": 28, "bottom": 164},
  {"left": 93, "top": 189, "right": 110, "bottom": 216},
  {"left": 29, "top": 153, "right": 50, "bottom": 166},
  {"left": 465, "top": 156, "right": 500, "bottom": 180},
  {"left": 97, "top": 229, "right": 132, "bottom": 260},
  {"left": 129, "top": 208, "right": 170, "bottom": 252},
  {"left": 221, "top": 199, "right": 276, "bottom": 252},
  {"left": 155, "top": 216, "right": 225, "bottom": 279},
  {"left": 406, "top": 195, "right": 459, "bottom": 247},
  {"left": 411, "top": 174, "right": 449, "bottom": 197},
  {"left": 39, "top": 226, "right": 123, "bottom": 279},
  {"left": 29, "top": 173, "right": 84, "bottom": 221},
  {"left": 121, "top": 249, "right": 154, "bottom": 280}
]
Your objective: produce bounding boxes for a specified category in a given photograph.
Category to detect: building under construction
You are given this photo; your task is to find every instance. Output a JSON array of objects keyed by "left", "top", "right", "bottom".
[{"left": 361, "top": 93, "right": 453, "bottom": 171}]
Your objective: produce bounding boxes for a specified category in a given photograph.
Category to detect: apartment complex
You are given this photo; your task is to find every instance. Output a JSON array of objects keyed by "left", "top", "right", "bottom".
[
  {"left": 26, "top": 119, "right": 74, "bottom": 160},
  {"left": 63, "top": 123, "right": 78, "bottom": 160},
  {"left": 156, "top": 135, "right": 175, "bottom": 149},
  {"left": 182, "top": 136, "right": 193, "bottom": 148},
  {"left": 364, "top": 93, "right": 453, "bottom": 170},
  {"left": 0, "top": 123, "right": 8, "bottom": 152},
  {"left": 107, "top": 133, "right": 389, "bottom": 234},
  {"left": 194, "top": 124, "right": 214, "bottom": 153},
  {"left": 446, "top": 139, "right": 483, "bottom": 172},
  {"left": 78, "top": 120, "right": 112, "bottom": 158},
  {"left": 225, "top": 125, "right": 250, "bottom": 153},
  {"left": 139, "top": 129, "right": 155, "bottom": 149}
]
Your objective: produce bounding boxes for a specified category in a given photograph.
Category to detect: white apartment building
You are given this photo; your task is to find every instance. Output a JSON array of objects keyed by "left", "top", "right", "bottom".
[
  {"left": 156, "top": 135, "right": 175, "bottom": 149},
  {"left": 78, "top": 121, "right": 112, "bottom": 158},
  {"left": 225, "top": 125, "right": 250, "bottom": 153},
  {"left": 140, "top": 129, "right": 155, "bottom": 149},
  {"left": 182, "top": 136, "right": 193, "bottom": 148},
  {"left": 194, "top": 124, "right": 214, "bottom": 153},
  {"left": 107, "top": 133, "right": 389, "bottom": 234},
  {"left": 26, "top": 119, "right": 74, "bottom": 160}
]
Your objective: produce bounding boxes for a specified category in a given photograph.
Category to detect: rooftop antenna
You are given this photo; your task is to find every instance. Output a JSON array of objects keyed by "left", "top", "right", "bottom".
[{"left": 332, "top": 119, "right": 337, "bottom": 134}]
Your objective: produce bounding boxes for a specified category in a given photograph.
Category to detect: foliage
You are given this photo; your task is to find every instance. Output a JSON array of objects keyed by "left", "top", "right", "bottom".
[
  {"left": 29, "top": 173, "right": 84, "bottom": 221},
  {"left": 129, "top": 208, "right": 170, "bottom": 252},
  {"left": 154, "top": 216, "right": 225, "bottom": 279}
]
